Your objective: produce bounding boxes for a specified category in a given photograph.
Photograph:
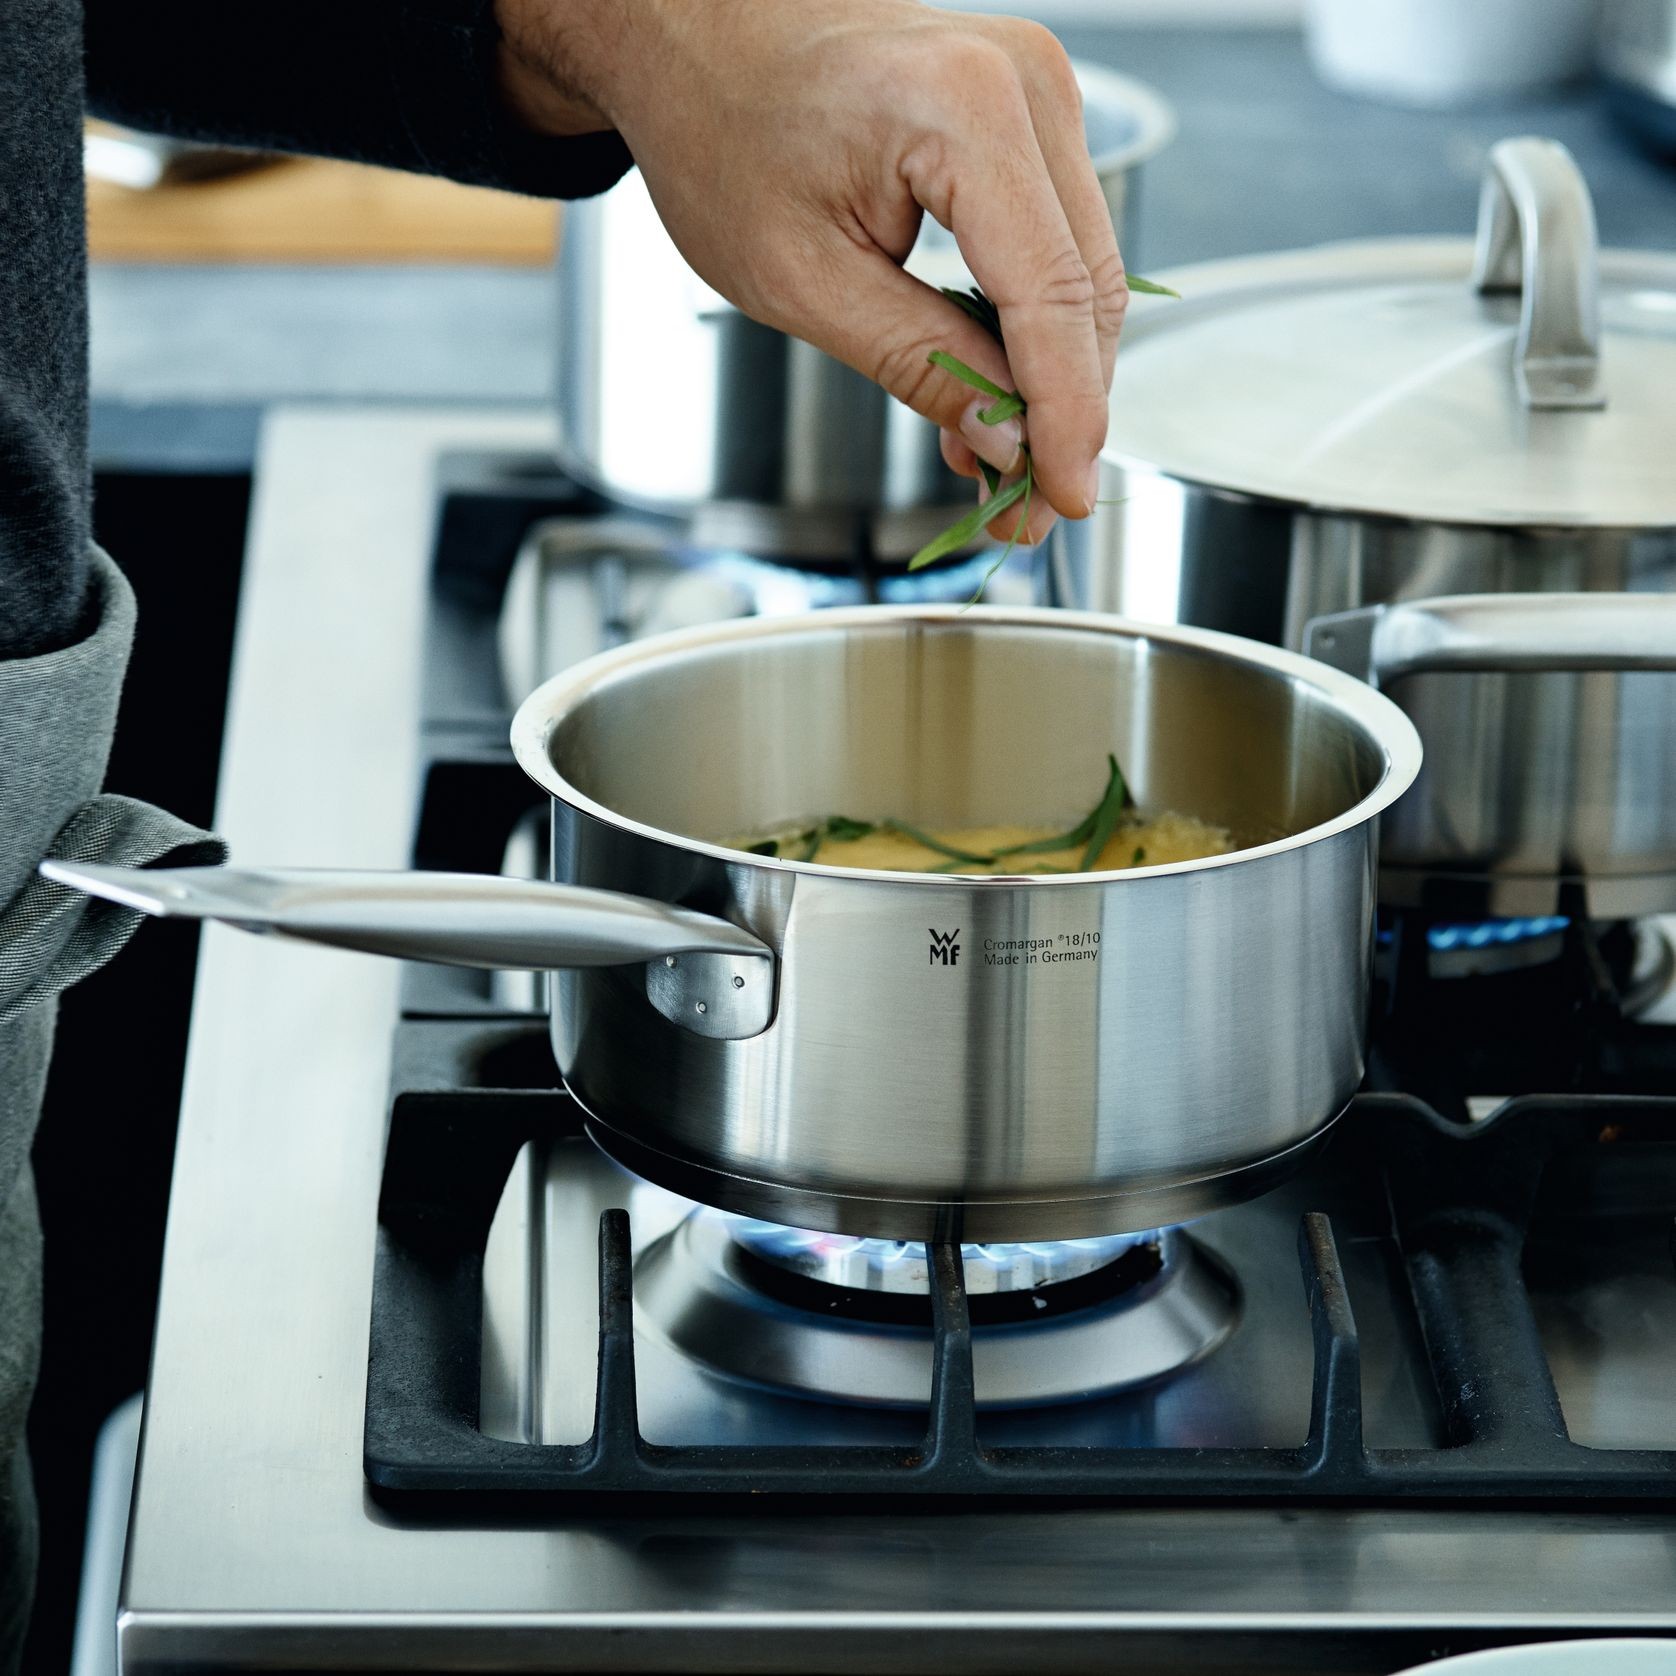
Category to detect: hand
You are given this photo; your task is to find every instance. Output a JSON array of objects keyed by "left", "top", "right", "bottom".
[{"left": 496, "top": 0, "right": 1127, "bottom": 544}]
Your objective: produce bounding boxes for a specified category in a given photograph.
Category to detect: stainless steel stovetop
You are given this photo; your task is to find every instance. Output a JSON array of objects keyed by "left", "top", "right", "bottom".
[
  {"left": 469, "top": 1116, "right": 1667, "bottom": 1457},
  {"left": 117, "top": 408, "right": 1676, "bottom": 1676}
]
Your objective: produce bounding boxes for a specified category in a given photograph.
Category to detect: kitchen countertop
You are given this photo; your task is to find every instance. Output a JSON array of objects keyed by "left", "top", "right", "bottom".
[
  {"left": 88, "top": 24, "right": 1676, "bottom": 472},
  {"left": 87, "top": 150, "right": 558, "bottom": 265}
]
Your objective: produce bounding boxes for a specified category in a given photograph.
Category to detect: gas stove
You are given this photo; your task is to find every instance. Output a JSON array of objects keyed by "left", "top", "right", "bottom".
[{"left": 118, "top": 409, "right": 1676, "bottom": 1675}]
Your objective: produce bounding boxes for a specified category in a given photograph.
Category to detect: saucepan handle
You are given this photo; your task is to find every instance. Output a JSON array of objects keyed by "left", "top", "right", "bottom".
[
  {"left": 38, "top": 862, "right": 775, "bottom": 1040},
  {"left": 1305, "top": 593, "right": 1676, "bottom": 686},
  {"left": 1469, "top": 136, "right": 1605, "bottom": 412}
]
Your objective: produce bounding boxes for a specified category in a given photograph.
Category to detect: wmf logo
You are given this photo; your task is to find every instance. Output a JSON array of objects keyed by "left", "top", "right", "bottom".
[{"left": 928, "top": 928, "right": 961, "bottom": 967}]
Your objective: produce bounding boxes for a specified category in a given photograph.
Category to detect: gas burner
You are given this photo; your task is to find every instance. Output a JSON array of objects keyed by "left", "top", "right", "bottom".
[
  {"left": 1368, "top": 912, "right": 1676, "bottom": 1110},
  {"left": 1390, "top": 912, "right": 1676, "bottom": 1001},
  {"left": 634, "top": 1209, "right": 1240, "bottom": 1409},
  {"left": 498, "top": 513, "right": 1036, "bottom": 705},
  {"left": 1421, "top": 914, "right": 1571, "bottom": 979},
  {"left": 722, "top": 1213, "right": 1149, "bottom": 1297}
]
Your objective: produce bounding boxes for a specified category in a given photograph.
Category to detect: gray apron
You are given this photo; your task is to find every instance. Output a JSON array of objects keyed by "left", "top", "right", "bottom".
[{"left": 0, "top": 548, "right": 223, "bottom": 1669}]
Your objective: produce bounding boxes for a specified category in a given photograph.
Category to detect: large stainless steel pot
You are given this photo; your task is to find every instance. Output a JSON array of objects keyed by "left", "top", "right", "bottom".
[
  {"left": 554, "top": 63, "right": 1174, "bottom": 565},
  {"left": 46, "top": 608, "right": 1418, "bottom": 1242},
  {"left": 1059, "top": 137, "right": 1676, "bottom": 918}
]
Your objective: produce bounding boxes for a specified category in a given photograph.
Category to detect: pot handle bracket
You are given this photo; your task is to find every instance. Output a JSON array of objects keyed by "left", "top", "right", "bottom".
[
  {"left": 36, "top": 863, "right": 777, "bottom": 1042},
  {"left": 1306, "top": 594, "right": 1676, "bottom": 686},
  {"left": 1470, "top": 136, "right": 1605, "bottom": 412}
]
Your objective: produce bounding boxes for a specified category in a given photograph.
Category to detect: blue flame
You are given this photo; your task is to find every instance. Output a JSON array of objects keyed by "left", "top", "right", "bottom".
[
  {"left": 721, "top": 1212, "right": 1147, "bottom": 1289},
  {"left": 1426, "top": 915, "right": 1568, "bottom": 953}
]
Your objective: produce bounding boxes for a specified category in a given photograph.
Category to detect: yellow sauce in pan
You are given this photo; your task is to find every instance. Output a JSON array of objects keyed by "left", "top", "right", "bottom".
[{"left": 739, "top": 811, "right": 1234, "bottom": 874}]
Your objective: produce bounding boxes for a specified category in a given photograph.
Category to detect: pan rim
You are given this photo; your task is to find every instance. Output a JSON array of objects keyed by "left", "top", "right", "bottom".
[{"left": 509, "top": 604, "right": 1423, "bottom": 889}]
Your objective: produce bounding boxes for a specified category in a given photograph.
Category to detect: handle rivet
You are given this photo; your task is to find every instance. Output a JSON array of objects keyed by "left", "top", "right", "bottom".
[
  {"left": 732, "top": 975, "right": 745, "bottom": 988},
  {"left": 665, "top": 955, "right": 677, "bottom": 968},
  {"left": 695, "top": 1000, "right": 708, "bottom": 1015}
]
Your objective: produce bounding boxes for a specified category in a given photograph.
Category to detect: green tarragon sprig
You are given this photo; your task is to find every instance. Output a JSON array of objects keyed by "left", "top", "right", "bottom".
[
  {"left": 746, "top": 754, "right": 1130, "bottom": 874},
  {"left": 910, "top": 278, "right": 1180, "bottom": 602}
]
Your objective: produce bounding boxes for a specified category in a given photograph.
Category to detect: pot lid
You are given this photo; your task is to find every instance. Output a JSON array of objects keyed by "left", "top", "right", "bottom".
[{"left": 1102, "top": 137, "right": 1676, "bottom": 530}]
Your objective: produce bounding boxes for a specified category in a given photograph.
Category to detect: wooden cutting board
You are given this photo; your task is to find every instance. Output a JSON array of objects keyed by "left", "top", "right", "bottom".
[{"left": 86, "top": 149, "right": 559, "bottom": 265}]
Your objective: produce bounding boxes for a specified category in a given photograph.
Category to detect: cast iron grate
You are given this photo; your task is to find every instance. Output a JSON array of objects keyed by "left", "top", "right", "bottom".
[{"left": 364, "top": 1048, "right": 1676, "bottom": 1510}]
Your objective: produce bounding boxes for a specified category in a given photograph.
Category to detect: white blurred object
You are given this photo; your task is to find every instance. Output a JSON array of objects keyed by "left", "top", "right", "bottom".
[
  {"left": 1393, "top": 1641, "right": 1676, "bottom": 1675},
  {"left": 1306, "top": 0, "right": 1604, "bottom": 106},
  {"left": 83, "top": 125, "right": 267, "bottom": 190}
]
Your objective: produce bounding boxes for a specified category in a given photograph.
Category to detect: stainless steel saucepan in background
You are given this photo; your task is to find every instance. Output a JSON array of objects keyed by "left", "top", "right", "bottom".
[
  {"left": 1307, "top": 593, "right": 1676, "bottom": 918},
  {"left": 554, "top": 63, "right": 1175, "bottom": 566},
  {"left": 1059, "top": 137, "right": 1676, "bottom": 918},
  {"left": 45, "top": 608, "right": 1419, "bottom": 1243}
]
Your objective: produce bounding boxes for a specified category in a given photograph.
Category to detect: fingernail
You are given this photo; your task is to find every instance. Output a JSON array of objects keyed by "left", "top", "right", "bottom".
[
  {"left": 958, "top": 399, "right": 1023, "bottom": 475},
  {"left": 979, "top": 465, "right": 1026, "bottom": 504},
  {"left": 1083, "top": 459, "right": 1103, "bottom": 516}
]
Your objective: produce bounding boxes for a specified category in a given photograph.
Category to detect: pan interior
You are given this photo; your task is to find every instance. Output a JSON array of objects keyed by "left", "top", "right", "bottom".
[{"left": 541, "top": 617, "right": 1389, "bottom": 861}]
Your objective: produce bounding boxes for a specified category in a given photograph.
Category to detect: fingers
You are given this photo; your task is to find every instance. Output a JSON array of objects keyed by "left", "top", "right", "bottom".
[
  {"left": 751, "top": 26, "right": 1110, "bottom": 526},
  {"left": 995, "top": 21, "right": 1129, "bottom": 386},
  {"left": 941, "top": 428, "right": 980, "bottom": 479},
  {"left": 780, "top": 243, "right": 1049, "bottom": 517},
  {"left": 901, "top": 82, "right": 1106, "bottom": 518},
  {"left": 982, "top": 467, "right": 1059, "bottom": 546},
  {"left": 807, "top": 253, "right": 1024, "bottom": 445},
  {"left": 940, "top": 430, "right": 1059, "bottom": 548},
  {"left": 953, "top": 187, "right": 1104, "bottom": 518},
  {"left": 956, "top": 398, "right": 1024, "bottom": 477}
]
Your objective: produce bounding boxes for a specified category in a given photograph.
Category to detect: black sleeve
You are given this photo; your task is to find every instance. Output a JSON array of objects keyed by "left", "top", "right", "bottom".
[
  {"left": 0, "top": 0, "right": 93, "bottom": 660},
  {"left": 84, "top": 0, "right": 634, "bottom": 200}
]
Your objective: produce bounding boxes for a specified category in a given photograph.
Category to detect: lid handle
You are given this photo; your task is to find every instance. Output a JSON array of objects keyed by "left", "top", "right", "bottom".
[{"left": 1469, "top": 137, "right": 1605, "bottom": 412}]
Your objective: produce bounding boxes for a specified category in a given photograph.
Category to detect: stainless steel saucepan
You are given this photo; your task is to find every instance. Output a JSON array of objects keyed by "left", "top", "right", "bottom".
[{"left": 45, "top": 608, "right": 1419, "bottom": 1242}]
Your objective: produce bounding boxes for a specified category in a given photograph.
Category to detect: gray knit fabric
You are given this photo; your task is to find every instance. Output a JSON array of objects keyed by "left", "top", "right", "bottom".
[
  {"left": 0, "top": 548, "right": 224, "bottom": 1670},
  {"left": 0, "top": 795, "right": 225, "bottom": 1027}
]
